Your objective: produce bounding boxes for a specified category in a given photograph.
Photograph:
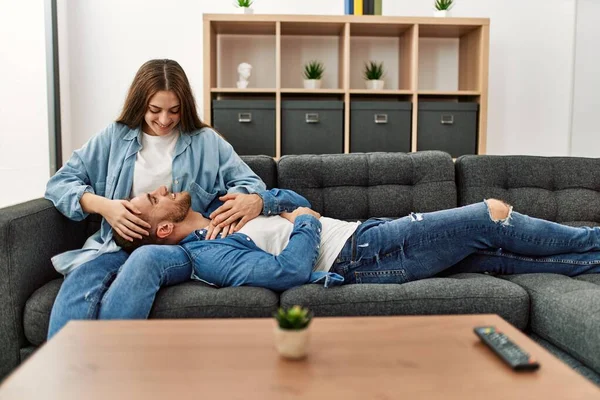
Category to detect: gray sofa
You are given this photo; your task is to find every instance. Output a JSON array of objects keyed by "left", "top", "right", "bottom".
[{"left": 1, "top": 151, "right": 599, "bottom": 384}]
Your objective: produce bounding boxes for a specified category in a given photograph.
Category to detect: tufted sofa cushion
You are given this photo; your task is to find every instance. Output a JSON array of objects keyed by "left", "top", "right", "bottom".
[
  {"left": 455, "top": 155, "right": 600, "bottom": 223},
  {"left": 277, "top": 151, "right": 457, "bottom": 220}
]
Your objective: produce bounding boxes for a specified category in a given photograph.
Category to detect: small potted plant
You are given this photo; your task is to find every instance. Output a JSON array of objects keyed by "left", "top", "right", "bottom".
[
  {"left": 273, "top": 305, "right": 313, "bottom": 359},
  {"left": 434, "top": 0, "right": 454, "bottom": 17},
  {"left": 363, "top": 61, "right": 385, "bottom": 90},
  {"left": 235, "top": 0, "right": 254, "bottom": 14},
  {"left": 302, "top": 60, "right": 325, "bottom": 89}
]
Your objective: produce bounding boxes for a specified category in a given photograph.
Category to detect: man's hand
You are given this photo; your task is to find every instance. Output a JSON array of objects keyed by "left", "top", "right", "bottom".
[
  {"left": 280, "top": 207, "right": 321, "bottom": 224},
  {"left": 209, "top": 193, "right": 263, "bottom": 234}
]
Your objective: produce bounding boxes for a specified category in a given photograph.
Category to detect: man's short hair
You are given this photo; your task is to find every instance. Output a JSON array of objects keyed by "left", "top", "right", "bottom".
[
  {"left": 113, "top": 230, "right": 158, "bottom": 253},
  {"left": 112, "top": 213, "right": 162, "bottom": 253}
]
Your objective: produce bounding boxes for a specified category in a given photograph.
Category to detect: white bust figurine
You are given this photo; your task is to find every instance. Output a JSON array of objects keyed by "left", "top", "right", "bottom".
[{"left": 236, "top": 62, "right": 252, "bottom": 88}]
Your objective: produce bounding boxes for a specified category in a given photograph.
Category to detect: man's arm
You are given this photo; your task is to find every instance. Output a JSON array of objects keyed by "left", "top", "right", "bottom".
[{"left": 191, "top": 208, "right": 322, "bottom": 292}]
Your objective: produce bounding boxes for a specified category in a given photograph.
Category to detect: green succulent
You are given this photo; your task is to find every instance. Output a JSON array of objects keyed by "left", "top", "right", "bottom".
[
  {"left": 303, "top": 60, "right": 325, "bottom": 80},
  {"left": 235, "top": 0, "right": 254, "bottom": 7},
  {"left": 274, "top": 305, "right": 313, "bottom": 330},
  {"left": 435, "top": 0, "right": 454, "bottom": 11},
  {"left": 363, "top": 61, "right": 385, "bottom": 80}
]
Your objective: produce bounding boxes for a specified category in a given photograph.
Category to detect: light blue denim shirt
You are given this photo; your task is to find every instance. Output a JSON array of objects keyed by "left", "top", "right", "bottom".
[
  {"left": 45, "top": 122, "right": 267, "bottom": 275},
  {"left": 181, "top": 215, "right": 344, "bottom": 291}
]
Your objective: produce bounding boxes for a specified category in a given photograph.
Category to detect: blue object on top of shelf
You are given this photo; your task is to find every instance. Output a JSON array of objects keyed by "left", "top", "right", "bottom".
[{"left": 345, "top": 0, "right": 353, "bottom": 15}]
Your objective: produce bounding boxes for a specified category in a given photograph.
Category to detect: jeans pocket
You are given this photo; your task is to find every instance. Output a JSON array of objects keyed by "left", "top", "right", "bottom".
[{"left": 355, "top": 269, "right": 409, "bottom": 284}]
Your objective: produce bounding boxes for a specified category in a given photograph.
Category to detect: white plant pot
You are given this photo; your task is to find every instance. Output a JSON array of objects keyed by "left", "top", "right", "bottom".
[
  {"left": 238, "top": 7, "right": 254, "bottom": 14},
  {"left": 434, "top": 10, "right": 451, "bottom": 17},
  {"left": 303, "top": 79, "right": 322, "bottom": 89},
  {"left": 274, "top": 327, "right": 310, "bottom": 360},
  {"left": 365, "top": 80, "right": 384, "bottom": 90}
]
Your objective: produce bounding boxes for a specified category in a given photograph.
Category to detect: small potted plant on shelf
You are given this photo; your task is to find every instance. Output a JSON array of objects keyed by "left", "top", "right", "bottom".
[
  {"left": 363, "top": 61, "right": 385, "bottom": 90},
  {"left": 273, "top": 305, "right": 313, "bottom": 360},
  {"left": 303, "top": 60, "right": 325, "bottom": 89},
  {"left": 434, "top": 0, "right": 454, "bottom": 17},
  {"left": 235, "top": 0, "right": 254, "bottom": 14}
]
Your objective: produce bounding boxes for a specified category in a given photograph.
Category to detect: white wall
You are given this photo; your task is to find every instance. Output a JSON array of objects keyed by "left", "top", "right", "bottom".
[
  {"left": 570, "top": 0, "right": 600, "bottom": 157},
  {"left": 0, "top": 1, "right": 50, "bottom": 208}
]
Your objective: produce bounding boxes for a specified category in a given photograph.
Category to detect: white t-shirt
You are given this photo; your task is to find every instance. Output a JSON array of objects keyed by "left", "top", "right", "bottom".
[
  {"left": 237, "top": 215, "right": 360, "bottom": 272},
  {"left": 131, "top": 130, "right": 180, "bottom": 197}
]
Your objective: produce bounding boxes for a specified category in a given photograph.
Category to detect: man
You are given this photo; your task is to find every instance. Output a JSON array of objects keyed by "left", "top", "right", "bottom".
[{"left": 107, "top": 185, "right": 600, "bottom": 319}]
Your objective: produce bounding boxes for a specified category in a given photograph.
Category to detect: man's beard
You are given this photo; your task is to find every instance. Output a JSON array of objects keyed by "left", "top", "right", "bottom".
[{"left": 166, "top": 192, "right": 192, "bottom": 223}]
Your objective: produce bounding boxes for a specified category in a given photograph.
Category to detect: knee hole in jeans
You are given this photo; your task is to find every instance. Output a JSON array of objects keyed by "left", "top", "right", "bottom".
[{"left": 485, "top": 199, "right": 511, "bottom": 221}]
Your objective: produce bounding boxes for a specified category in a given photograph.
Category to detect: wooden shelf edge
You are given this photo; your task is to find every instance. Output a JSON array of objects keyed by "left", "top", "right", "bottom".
[
  {"left": 350, "top": 89, "right": 413, "bottom": 95},
  {"left": 280, "top": 89, "right": 345, "bottom": 94},
  {"left": 211, "top": 88, "right": 276, "bottom": 93},
  {"left": 203, "top": 14, "right": 490, "bottom": 26},
  {"left": 417, "top": 90, "right": 481, "bottom": 96}
]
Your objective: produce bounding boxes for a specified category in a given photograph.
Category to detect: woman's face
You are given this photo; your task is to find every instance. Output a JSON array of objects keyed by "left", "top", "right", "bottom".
[{"left": 143, "top": 90, "right": 181, "bottom": 136}]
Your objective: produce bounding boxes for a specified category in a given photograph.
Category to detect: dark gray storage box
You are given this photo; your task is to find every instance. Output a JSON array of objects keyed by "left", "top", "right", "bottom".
[
  {"left": 212, "top": 100, "right": 276, "bottom": 157},
  {"left": 417, "top": 102, "right": 478, "bottom": 158},
  {"left": 350, "top": 101, "right": 412, "bottom": 153},
  {"left": 282, "top": 100, "right": 344, "bottom": 155}
]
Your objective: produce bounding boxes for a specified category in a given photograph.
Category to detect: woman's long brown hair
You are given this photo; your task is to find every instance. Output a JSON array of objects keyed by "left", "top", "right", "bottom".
[{"left": 117, "top": 59, "right": 209, "bottom": 133}]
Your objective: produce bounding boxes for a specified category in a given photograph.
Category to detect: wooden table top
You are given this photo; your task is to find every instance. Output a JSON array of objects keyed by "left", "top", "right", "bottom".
[{"left": 1, "top": 314, "right": 598, "bottom": 399}]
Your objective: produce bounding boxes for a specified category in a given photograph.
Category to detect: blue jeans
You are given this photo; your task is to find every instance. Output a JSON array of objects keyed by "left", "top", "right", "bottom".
[
  {"left": 331, "top": 201, "right": 600, "bottom": 284},
  {"left": 47, "top": 246, "right": 191, "bottom": 339}
]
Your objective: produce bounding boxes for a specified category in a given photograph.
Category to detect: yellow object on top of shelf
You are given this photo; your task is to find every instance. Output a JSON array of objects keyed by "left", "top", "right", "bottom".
[{"left": 354, "top": 0, "right": 363, "bottom": 15}]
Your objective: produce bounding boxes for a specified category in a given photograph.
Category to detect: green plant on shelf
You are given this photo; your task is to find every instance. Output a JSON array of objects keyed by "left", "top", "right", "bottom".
[
  {"left": 435, "top": 0, "right": 454, "bottom": 11},
  {"left": 363, "top": 61, "right": 385, "bottom": 81},
  {"left": 274, "top": 306, "right": 313, "bottom": 331},
  {"left": 235, "top": 0, "right": 254, "bottom": 7},
  {"left": 303, "top": 60, "right": 325, "bottom": 80}
]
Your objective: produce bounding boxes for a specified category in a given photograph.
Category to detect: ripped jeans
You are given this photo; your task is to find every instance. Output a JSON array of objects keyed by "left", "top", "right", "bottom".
[{"left": 330, "top": 200, "right": 600, "bottom": 284}]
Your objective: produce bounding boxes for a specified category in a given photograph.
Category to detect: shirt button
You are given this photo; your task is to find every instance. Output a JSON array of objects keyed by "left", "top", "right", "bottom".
[
  {"left": 175, "top": 180, "right": 179, "bottom": 185},
  {"left": 246, "top": 237, "right": 251, "bottom": 241},
  {"left": 268, "top": 211, "right": 271, "bottom": 215}
]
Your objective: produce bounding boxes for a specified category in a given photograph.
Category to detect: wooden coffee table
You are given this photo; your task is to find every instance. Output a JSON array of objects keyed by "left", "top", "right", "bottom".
[{"left": 1, "top": 314, "right": 598, "bottom": 399}]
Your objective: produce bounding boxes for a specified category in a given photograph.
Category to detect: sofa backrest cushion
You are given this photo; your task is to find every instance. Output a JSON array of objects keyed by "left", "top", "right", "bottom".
[
  {"left": 456, "top": 155, "right": 600, "bottom": 224},
  {"left": 277, "top": 151, "right": 457, "bottom": 220},
  {"left": 240, "top": 155, "right": 277, "bottom": 189}
]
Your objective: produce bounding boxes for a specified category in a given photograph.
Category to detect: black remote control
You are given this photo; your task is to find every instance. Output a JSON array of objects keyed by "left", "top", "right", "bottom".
[{"left": 474, "top": 326, "right": 540, "bottom": 371}]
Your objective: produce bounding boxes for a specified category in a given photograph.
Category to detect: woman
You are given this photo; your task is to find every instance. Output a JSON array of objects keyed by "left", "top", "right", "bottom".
[{"left": 45, "top": 59, "right": 266, "bottom": 338}]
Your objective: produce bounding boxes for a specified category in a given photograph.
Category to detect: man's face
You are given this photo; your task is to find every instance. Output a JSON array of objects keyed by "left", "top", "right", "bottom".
[{"left": 130, "top": 186, "right": 192, "bottom": 231}]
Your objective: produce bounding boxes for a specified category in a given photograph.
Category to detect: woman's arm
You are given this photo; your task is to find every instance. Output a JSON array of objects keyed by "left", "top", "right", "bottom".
[
  {"left": 45, "top": 123, "right": 150, "bottom": 240},
  {"left": 209, "top": 188, "right": 311, "bottom": 231}
]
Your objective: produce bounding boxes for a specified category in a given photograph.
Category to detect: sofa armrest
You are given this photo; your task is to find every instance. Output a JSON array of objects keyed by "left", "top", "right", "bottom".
[{"left": 0, "top": 198, "right": 89, "bottom": 380}]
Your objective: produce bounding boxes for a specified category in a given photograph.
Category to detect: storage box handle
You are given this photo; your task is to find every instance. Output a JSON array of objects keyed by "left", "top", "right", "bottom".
[
  {"left": 238, "top": 113, "right": 252, "bottom": 123},
  {"left": 374, "top": 114, "right": 388, "bottom": 124},
  {"left": 305, "top": 113, "right": 320, "bottom": 124},
  {"left": 440, "top": 114, "right": 454, "bottom": 125}
]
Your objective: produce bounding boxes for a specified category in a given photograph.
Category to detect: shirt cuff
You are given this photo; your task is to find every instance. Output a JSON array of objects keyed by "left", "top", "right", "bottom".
[{"left": 294, "top": 214, "right": 321, "bottom": 231}]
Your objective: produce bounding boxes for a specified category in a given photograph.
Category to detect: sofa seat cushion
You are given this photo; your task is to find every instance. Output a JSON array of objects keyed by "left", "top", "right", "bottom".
[
  {"left": 280, "top": 273, "right": 529, "bottom": 330},
  {"left": 502, "top": 273, "right": 600, "bottom": 373},
  {"left": 575, "top": 274, "right": 600, "bottom": 286},
  {"left": 24, "top": 279, "right": 279, "bottom": 346}
]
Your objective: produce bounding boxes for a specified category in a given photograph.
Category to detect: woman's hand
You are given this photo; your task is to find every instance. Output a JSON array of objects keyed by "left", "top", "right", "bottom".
[
  {"left": 209, "top": 193, "right": 263, "bottom": 233},
  {"left": 280, "top": 207, "right": 321, "bottom": 224},
  {"left": 99, "top": 199, "right": 151, "bottom": 242},
  {"left": 206, "top": 219, "right": 238, "bottom": 240}
]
